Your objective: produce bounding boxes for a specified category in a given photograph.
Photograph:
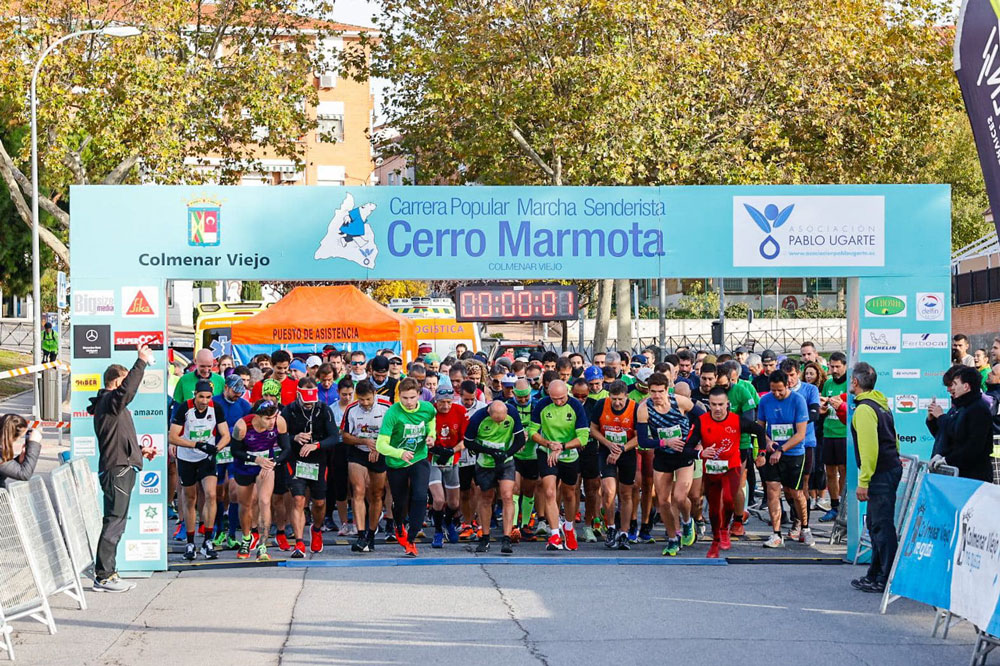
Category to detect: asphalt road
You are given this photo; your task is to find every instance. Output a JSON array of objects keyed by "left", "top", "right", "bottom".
[{"left": 9, "top": 561, "right": 978, "bottom": 666}]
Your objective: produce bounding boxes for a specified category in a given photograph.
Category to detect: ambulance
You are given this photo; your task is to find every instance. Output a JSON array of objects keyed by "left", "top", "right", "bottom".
[
  {"left": 388, "top": 298, "right": 483, "bottom": 358},
  {"left": 193, "top": 301, "right": 271, "bottom": 358}
]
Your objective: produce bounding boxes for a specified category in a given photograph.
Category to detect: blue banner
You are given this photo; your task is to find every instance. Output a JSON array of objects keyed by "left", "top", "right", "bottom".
[{"left": 890, "top": 474, "right": 1000, "bottom": 636}]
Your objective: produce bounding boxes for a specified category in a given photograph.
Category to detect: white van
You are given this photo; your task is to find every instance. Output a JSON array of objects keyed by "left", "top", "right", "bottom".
[{"left": 388, "top": 297, "right": 483, "bottom": 359}]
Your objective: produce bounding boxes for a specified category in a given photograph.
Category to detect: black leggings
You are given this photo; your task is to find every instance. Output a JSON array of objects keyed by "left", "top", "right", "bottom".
[{"left": 387, "top": 458, "right": 431, "bottom": 534}]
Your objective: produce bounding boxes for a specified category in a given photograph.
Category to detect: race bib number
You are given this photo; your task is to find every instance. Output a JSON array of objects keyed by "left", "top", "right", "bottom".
[
  {"left": 482, "top": 440, "right": 505, "bottom": 451},
  {"left": 771, "top": 423, "right": 793, "bottom": 442},
  {"left": 992, "top": 442, "right": 1000, "bottom": 459},
  {"left": 705, "top": 458, "right": 729, "bottom": 475},
  {"left": 604, "top": 428, "right": 627, "bottom": 445},
  {"left": 558, "top": 450, "right": 576, "bottom": 462},
  {"left": 189, "top": 427, "right": 212, "bottom": 443},
  {"left": 295, "top": 461, "right": 320, "bottom": 481},
  {"left": 656, "top": 426, "right": 682, "bottom": 441},
  {"left": 402, "top": 423, "right": 425, "bottom": 450},
  {"left": 245, "top": 450, "right": 271, "bottom": 467},
  {"left": 215, "top": 448, "right": 233, "bottom": 465}
]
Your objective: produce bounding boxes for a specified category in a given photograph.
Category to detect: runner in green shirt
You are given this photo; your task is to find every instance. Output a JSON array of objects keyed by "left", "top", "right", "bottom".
[
  {"left": 819, "top": 351, "right": 848, "bottom": 522},
  {"left": 531, "top": 380, "right": 590, "bottom": 552},
  {"left": 464, "top": 401, "right": 526, "bottom": 554},
  {"left": 507, "top": 379, "right": 540, "bottom": 541},
  {"left": 376, "top": 377, "right": 436, "bottom": 556},
  {"left": 173, "top": 349, "right": 225, "bottom": 403}
]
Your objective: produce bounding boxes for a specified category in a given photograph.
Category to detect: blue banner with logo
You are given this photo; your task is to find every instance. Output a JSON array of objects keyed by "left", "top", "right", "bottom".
[
  {"left": 890, "top": 474, "right": 1000, "bottom": 636},
  {"left": 954, "top": 0, "right": 1000, "bottom": 241}
]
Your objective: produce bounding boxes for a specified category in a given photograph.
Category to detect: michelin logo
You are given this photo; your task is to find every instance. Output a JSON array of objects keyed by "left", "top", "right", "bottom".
[{"left": 315, "top": 194, "right": 378, "bottom": 268}]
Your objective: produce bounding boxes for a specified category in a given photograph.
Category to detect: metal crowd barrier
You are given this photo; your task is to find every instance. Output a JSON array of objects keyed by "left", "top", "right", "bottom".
[
  {"left": 828, "top": 484, "right": 848, "bottom": 545},
  {"left": 48, "top": 465, "right": 96, "bottom": 580},
  {"left": 8, "top": 478, "right": 86, "bottom": 610},
  {"left": 0, "top": 488, "right": 57, "bottom": 659},
  {"left": 992, "top": 435, "right": 1000, "bottom": 486},
  {"left": 68, "top": 459, "right": 103, "bottom": 561},
  {"left": 853, "top": 454, "right": 919, "bottom": 565}
]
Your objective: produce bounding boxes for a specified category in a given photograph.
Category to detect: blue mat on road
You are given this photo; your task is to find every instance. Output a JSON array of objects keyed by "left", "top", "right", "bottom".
[{"left": 280, "top": 557, "right": 727, "bottom": 568}]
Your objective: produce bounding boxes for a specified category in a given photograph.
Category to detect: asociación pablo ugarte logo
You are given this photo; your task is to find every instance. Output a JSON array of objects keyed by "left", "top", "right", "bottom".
[{"left": 742, "top": 203, "right": 794, "bottom": 260}]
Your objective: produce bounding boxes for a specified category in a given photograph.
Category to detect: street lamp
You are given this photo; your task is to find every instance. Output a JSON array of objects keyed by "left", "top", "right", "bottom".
[{"left": 30, "top": 25, "right": 141, "bottom": 416}]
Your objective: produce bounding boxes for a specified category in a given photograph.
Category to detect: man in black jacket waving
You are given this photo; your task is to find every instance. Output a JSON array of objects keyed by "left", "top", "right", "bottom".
[
  {"left": 926, "top": 365, "right": 993, "bottom": 482},
  {"left": 87, "top": 345, "right": 158, "bottom": 592}
]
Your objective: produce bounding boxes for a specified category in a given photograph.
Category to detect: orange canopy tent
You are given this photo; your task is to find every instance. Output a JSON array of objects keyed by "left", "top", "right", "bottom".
[{"left": 231, "top": 285, "right": 418, "bottom": 362}]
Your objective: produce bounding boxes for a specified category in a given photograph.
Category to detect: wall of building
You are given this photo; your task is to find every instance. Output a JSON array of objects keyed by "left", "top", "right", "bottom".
[{"left": 952, "top": 302, "right": 1000, "bottom": 349}]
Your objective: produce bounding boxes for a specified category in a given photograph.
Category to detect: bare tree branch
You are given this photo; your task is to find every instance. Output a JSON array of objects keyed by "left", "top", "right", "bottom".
[
  {"left": 508, "top": 123, "right": 554, "bottom": 178},
  {"left": 102, "top": 154, "right": 139, "bottom": 184},
  {"left": 0, "top": 136, "right": 70, "bottom": 265},
  {"left": 63, "top": 135, "right": 91, "bottom": 186},
  {"left": 0, "top": 139, "right": 71, "bottom": 229}
]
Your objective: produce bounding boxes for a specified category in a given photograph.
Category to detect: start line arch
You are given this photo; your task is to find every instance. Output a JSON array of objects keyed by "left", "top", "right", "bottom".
[{"left": 69, "top": 184, "right": 951, "bottom": 572}]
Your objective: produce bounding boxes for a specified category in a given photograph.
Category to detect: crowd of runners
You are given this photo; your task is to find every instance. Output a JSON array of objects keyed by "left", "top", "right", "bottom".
[{"left": 165, "top": 342, "right": 853, "bottom": 560}]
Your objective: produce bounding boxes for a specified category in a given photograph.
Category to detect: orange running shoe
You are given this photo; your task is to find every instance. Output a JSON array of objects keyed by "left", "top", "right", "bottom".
[
  {"left": 510, "top": 527, "right": 521, "bottom": 543},
  {"left": 707, "top": 541, "right": 720, "bottom": 558},
  {"left": 403, "top": 540, "right": 418, "bottom": 557},
  {"left": 275, "top": 532, "right": 291, "bottom": 551},
  {"left": 719, "top": 529, "right": 732, "bottom": 551},
  {"left": 730, "top": 521, "right": 745, "bottom": 537},
  {"left": 563, "top": 526, "right": 578, "bottom": 551},
  {"left": 546, "top": 533, "right": 564, "bottom": 551},
  {"left": 310, "top": 529, "right": 324, "bottom": 553}
]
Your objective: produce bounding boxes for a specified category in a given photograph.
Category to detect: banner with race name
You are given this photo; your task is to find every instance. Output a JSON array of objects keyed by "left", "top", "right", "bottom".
[{"left": 889, "top": 474, "right": 1000, "bottom": 636}]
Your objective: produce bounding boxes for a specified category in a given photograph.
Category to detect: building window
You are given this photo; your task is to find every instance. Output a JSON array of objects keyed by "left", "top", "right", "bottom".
[
  {"left": 722, "top": 278, "right": 745, "bottom": 293},
  {"left": 317, "top": 114, "right": 344, "bottom": 143},
  {"left": 388, "top": 172, "right": 397, "bottom": 186},
  {"left": 316, "top": 165, "right": 346, "bottom": 187}
]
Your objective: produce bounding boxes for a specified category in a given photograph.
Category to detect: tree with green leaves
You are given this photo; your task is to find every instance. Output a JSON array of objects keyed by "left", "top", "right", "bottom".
[
  {"left": 0, "top": 0, "right": 346, "bottom": 266},
  {"left": 361, "top": 0, "right": 971, "bottom": 346}
]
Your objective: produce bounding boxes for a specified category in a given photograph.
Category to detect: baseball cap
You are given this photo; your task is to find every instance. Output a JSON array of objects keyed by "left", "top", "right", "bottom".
[
  {"left": 261, "top": 378, "right": 282, "bottom": 397},
  {"left": 501, "top": 374, "right": 518, "bottom": 387},
  {"left": 289, "top": 359, "right": 307, "bottom": 373},
  {"left": 630, "top": 358, "right": 643, "bottom": 368},
  {"left": 515, "top": 355, "right": 530, "bottom": 363},
  {"left": 195, "top": 379, "right": 214, "bottom": 395},
  {"left": 306, "top": 355, "right": 322, "bottom": 368},
  {"left": 636, "top": 367, "right": 654, "bottom": 384},
  {"left": 424, "top": 352, "right": 441, "bottom": 363},
  {"left": 760, "top": 350, "right": 777, "bottom": 361},
  {"left": 584, "top": 366, "right": 603, "bottom": 382},
  {"left": 225, "top": 374, "right": 246, "bottom": 396},
  {"left": 496, "top": 357, "right": 513, "bottom": 369},
  {"left": 370, "top": 356, "right": 390, "bottom": 372},
  {"left": 528, "top": 351, "right": 544, "bottom": 362},
  {"left": 734, "top": 346, "right": 749, "bottom": 354}
]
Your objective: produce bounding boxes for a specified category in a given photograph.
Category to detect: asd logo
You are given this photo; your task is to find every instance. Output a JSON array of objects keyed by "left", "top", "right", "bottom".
[
  {"left": 139, "top": 471, "right": 161, "bottom": 495},
  {"left": 742, "top": 204, "right": 794, "bottom": 260}
]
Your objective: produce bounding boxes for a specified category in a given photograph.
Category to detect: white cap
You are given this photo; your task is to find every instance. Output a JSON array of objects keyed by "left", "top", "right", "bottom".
[{"left": 306, "top": 355, "right": 323, "bottom": 368}]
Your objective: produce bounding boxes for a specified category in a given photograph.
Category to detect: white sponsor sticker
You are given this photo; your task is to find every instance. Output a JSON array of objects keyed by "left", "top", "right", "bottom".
[
  {"left": 902, "top": 333, "right": 948, "bottom": 349},
  {"left": 73, "top": 436, "right": 96, "bottom": 457},
  {"left": 918, "top": 398, "right": 951, "bottom": 410},
  {"left": 894, "top": 395, "right": 918, "bottom": 414},
  {"left": 915, "top": 292, "right": 945, "bottom": 321},
  {"left": 72, "top": 289, "right": 115, "bottom": 316},
  {"left": 124, "top": 539, "right": 161, "bottom": 561},
  {"left": 139, "top": 369, "right": 165, "bottom": 394},
  {"left": 138, "top": 433, "right": 165, "bottom": 456},
  {"left": 892, "top": 369, "right": 921, "bottom": 379},
  {"left": 860, "top": 329, "right": 901, "bottom": 354},
  {"left": 139, "top": 504, "right": 163, "bottom": 534},
  {"left": 121, "top": 286, "right": 160, "bottom": 318},
  {"left": 733, "top": 196, "right": 885, "bottom": 267}
]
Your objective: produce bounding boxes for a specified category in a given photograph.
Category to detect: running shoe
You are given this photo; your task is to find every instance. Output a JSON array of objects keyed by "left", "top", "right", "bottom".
[
  {"left": 696, "top": 520, "right": 707, "bottom": 537},
  {"left": 173, "top": 523, "right": 186, "bottom": 541},
  {"left": 681, "top": 520, "right": 696, "bottom": 547},
  {"left": 291, "top": 542, "right": 305, "bottom": 559},
  {"left": 459, "top": 524, "right": 476, "bottom": 539},
  {"left": 627, "top": 526, "right": 639, "bottom": 543},
  {"left": 200, "top": 540, "right": 218, "bottom": 560},
  {"left": 446, "top": 521, "right": 460, "bottom": 544},
  {"left": 93, "top": 573, "right": 136, "bottom": 593},
  {"left": 256, "top": 545, "right": 270, "bottom": 562},
  {"left": 249, "top": 532, "right": 260, "bottom": 551},
  {"left": 432, "top": 531, "right": 444, "bottom": 549},
  {"left": 817, "top": 497, "right": 832, "bottom": 512},
  {"left": 763, "top": 533, "right": 784, "bottom": 549},
  {"left": 563, "top": 526, "right": 578, "bottom": 551},
  {"left": 787, "top": 523, "right": 802, "bottom": 541},
  {"left": 167, "top": 504, "right": 178, "bottom": 521},
  {"left": 323, "top": 517, "right": 338, "bottom": 533},
  {"left": 509, "top": 527, "right": 521, "bottom": 544},
  {"left": 707, "top": 541, "right": 720, "bottom": 559},
  {"left": 662, "top": 538, "right": 680, "bottom": 557},
  {"left": 850, "top": 576, "right": 875, "bottom": 590},
  {"left": 237, "top": 540, "right": 251, "bottom": 560},
  {"left": 475, "top": 535, "right": 491, "bottom": 553},
  {"left": 520, "top": 525, "right": 536, "bottom": 542},
  {"left": 604, "top": 526, "right": 618, "bottom": 549},
  {"left": 730, "top": 521, "right": 746, "bottom": 538},
  {"left": 403, "top": 540, "right": 418, "bottom": 557},
  {"left": 395, "top": 525, "right": 411, "bottom": 552},
  {"left": 500, "top": 536, "right": 513, "bottom": 555},
  {"left": 615, "top": 532, "right": 631, "bottom": 550},
  {"left": 535, "top": 522, "right": 551, "bottom": 538},
  {"left": 809, "top": 497, "right": 818, "bottom": 511},
  {"left": 416, "top": 529, "right": 427, "bottom": 539},
  {"left": 310, "top": 528, "right": 324, "bottom": 553},
  {"left": 183, "top": 543, "right": 196, "bottom": 561},
  {"left": 719, "top": 529, "right": 731, "bottom": 551},
  {"left": 367, "top": 532, "right": 376, "bottom": 552},
  {"left": 351, "top": 533, "right": 369, "bottom": 553},
  {"left": 338, "top": 523, "right": 355, "bottom": 537},
  {"left": 638, "top": 526, "right": 655, "bottom": 544},
  {"left": 800, "top": 528, "right": 816, "bottom": 547},
  {"left": 859, "top": 580, "right": 885, "bottom": 594},
  {"left": 546, "top": 533, "right": 564, "bottom": 551},
  {"left": 212, "top": 531, "right": 229, "bottom": 549},
  {"left": 582, "top": 526, "right": 597, "bottom": 543},
  {"left": 224, "top": 535, "right": 241, "bottom": 550},
  {"left": 819, "top": 508, "right": 839, "bottom": 523},
  {"left": 346, "top": 522, "right": 358, "bottom": 536},
  {"left": 275, "top": 532, "right": 291, "bottom": 551}
]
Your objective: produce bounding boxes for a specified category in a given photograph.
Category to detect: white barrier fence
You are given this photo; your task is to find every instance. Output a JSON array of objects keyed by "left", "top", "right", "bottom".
[{"left": 0, "top": 460, "right": 104, "bottom": 660}]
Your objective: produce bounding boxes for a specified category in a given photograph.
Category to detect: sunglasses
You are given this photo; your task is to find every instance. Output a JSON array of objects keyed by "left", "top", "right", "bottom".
[
  {"left": 390, "top": 359, "right": 402, "bottom": 365},
  {"left": 351, "top": 361, "right": 366, "bottom": 366},
  {"left": 254, "top": 400, "right": 276, "bottom": 413}
]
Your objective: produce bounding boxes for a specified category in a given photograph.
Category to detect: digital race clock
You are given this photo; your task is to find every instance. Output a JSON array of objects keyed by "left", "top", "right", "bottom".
[{"left": 455, "top": 285, "right": 578, "bottom": 322}]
